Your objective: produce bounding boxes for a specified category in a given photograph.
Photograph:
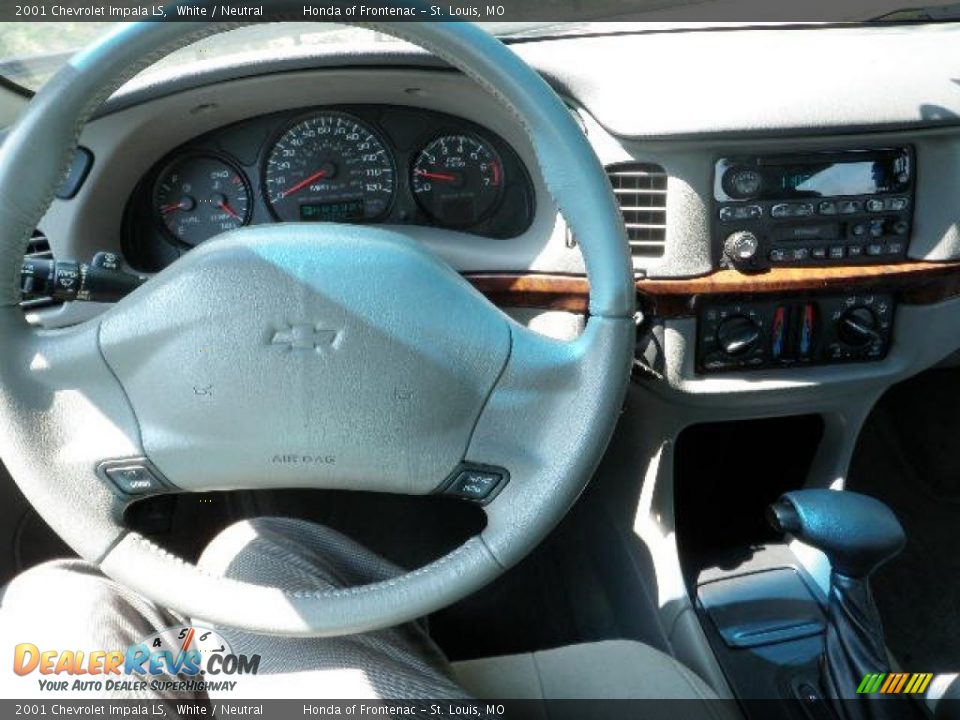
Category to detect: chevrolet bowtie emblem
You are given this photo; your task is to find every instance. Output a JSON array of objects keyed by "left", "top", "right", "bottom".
[{"left": 271, "top": 324, "right": 339, "bottom": 352}]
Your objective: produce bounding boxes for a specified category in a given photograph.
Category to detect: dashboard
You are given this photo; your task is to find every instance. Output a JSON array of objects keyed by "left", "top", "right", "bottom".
[
  {"left": 14, "top": 22, "right": 960, "bottom": 699},
  {"left": 121, "top": 104, "right": 534, "bottom": 272},
  {"left": 27, "top": 23, "right": 960, "bottom": 402}
]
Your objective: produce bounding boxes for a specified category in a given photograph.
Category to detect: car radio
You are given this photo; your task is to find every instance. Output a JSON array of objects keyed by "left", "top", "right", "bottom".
[{"left": 713, "top": 147, "right": 915, "bottom": 270}]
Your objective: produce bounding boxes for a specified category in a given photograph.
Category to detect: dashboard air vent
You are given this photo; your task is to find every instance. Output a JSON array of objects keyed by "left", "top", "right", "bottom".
[
  {"left": 25, "top": 231, "right": 53, "bottom": 261},
  {"left": 21, "top": 230, "right": 58, "bottom": 309},
  {"left": 607, "top": 163, "right": 668, "bottom": 258}
]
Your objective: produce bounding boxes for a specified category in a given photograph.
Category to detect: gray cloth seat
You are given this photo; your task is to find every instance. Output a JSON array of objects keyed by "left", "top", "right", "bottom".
[
  {"left": 1, "top": 517, "right": 737, "bottom": 718},
  {"left": 452, "top": 640, "right": 731, "bottom": 703}
]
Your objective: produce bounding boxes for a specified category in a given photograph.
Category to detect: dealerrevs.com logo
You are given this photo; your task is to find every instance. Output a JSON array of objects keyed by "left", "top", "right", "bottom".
[{"left": 12, "top": 626, "right": 260, "bottom": 694}]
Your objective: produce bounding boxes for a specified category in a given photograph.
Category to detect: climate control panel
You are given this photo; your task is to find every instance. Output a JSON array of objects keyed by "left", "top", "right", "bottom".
[{"left": 697, "top": 294, "right": 894, "bottom": 373}]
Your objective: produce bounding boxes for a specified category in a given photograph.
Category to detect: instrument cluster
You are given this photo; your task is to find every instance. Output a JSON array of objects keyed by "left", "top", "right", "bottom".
[{"left": 123, "top": 105, "right": 535, "bottom": 271}]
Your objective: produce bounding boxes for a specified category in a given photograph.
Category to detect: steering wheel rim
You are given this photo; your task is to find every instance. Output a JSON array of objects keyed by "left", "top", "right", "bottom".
[{"left": 0, "top": 19, "right": 635, "bottom": 636}]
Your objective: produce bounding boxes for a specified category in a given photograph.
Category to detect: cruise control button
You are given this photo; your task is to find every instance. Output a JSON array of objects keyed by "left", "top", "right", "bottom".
[
  {"left": 445, "top": 466, "right": 507, "bottom": 502},
  {"left": 102, "top": 463, "right": 164, "bottom": 495},
  {"left": 829, "top": 246, "right": 846, "bottom": 259},
  {"left": 866, "top": 198, "right": 885, "bottom": 212}
]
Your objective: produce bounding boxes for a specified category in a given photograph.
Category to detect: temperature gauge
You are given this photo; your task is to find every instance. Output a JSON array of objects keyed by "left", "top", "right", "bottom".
[{"left": 154, "top": 154, "right": 252, "bottom": 246}]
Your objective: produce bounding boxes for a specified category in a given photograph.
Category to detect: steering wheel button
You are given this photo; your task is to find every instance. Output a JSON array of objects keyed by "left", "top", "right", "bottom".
[
  {"left": 446, "top": 467, "right": 506, "bottom": 502},
  {"left": 101, "top": 462, "right": 164, "bottom": 496}
]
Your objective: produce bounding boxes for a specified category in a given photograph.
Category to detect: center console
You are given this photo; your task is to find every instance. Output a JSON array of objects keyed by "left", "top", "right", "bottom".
[{"left": 714, "top": 147, "right": 915, "bottom": 270}]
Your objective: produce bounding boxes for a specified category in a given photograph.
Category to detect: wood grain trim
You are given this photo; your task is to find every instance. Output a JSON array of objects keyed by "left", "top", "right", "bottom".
[
  {"left": 466, "top": 261, "right": 960, "bottom": 317},
  {"left": 635, "top": 261, "right": 960, "bottom": 297},
  {"left": 466, "top": 273, "right": 590, "bottom": 313}
]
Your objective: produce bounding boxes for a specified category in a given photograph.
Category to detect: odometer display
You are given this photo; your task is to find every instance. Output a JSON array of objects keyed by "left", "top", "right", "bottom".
[
  {"left": 264, "top": 112, "right": 395, "bottom": 222},
  {"left": 411, "top": 134, "right": 503, "bottom": 227}
]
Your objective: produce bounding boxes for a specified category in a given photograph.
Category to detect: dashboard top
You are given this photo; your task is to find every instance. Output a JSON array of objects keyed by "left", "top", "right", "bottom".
[{"left": 98, "top": 24, "right": 960, "bottom": 140}]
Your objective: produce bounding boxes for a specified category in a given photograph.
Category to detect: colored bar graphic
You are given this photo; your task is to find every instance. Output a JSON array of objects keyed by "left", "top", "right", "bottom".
[{"left": 858, "top": 672, "right": 934, "bottom": 694}]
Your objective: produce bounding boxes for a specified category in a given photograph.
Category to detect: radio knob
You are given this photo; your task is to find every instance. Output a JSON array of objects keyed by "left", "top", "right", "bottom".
[
  {"left": 838, "top": 307, "right": 880, "bottom": 347},
  {"left": 724, "top": 230, "right": 760, "bottom": 265},
  {"left": 723, "top": 167, "right": 763, "bottom": 199},
  {"left": 716, "top": 315, "right": 762, "bottom": 357}
]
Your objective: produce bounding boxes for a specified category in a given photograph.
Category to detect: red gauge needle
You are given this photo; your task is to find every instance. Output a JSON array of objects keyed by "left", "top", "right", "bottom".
[
  {"left": 415, "top": 169, "right": 457, "bottom": 182},
  {"left": 281, "top": 169, "right": 328, "bottom": 198},
  {"left": 160, "top": 203, "right": 182, "bottom": 215},
  {"left": 217, "top": 200, "right": 241, "bottom": 220}
]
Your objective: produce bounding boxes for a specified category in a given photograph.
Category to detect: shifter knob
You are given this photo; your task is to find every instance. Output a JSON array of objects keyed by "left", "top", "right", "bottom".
[{"left": 768, "top": 489, "right": 905, "bottom": 578}]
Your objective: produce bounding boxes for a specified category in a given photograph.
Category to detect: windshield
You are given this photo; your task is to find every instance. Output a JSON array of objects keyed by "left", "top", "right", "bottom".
[
  {"left": 1, "top": 7, "right": 959, "bottom": 93},
  {"left": 0, "top": 22, "right": 550, "bottom": 92}
]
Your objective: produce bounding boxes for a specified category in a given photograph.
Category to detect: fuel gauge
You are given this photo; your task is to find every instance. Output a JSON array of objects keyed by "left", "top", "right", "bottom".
[{"left": 154, "top": 154, "right": 252, "bottom": 246}]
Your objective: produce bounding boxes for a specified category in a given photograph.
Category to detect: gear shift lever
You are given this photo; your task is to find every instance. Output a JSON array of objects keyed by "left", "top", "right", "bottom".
[{"left": 768, "top": 490, "right": 906, "bottom": 719}]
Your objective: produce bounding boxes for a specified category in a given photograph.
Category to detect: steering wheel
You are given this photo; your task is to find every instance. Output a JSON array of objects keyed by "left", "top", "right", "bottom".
[{"left": 0, "top": 20, "right": 635, "bottom": 636}]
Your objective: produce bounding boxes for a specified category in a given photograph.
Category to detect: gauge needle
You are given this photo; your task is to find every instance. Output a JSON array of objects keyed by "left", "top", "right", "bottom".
[
  {"left": 160, "top": 203, "right": 183, "bottom": 215},
  {"left": 217, "top": 200, "right": 241, "bottom": 220},
  {"left": 415, "top": 169, "right": 457, "bottom": 182},
  {"left": 281, "top": 169, "right": 328, "bottom": 198}
]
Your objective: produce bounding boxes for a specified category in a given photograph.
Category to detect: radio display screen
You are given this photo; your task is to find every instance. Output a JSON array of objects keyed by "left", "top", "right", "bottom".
[
  {"left": 715, "top": 148, "right": 913, "bottom": 201},
  {"left": 779, "top": 160, "right": 904, "bottom": 197}
]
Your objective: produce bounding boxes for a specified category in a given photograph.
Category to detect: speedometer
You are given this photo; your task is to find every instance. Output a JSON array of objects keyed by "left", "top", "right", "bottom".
[{"left": 263, "top": 112, "right": 395, "bottom": 223}]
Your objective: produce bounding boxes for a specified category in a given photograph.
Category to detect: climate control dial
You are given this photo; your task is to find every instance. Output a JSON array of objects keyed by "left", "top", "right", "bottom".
[
  {"left": 716, "top": 316, "right": 762, "bottom": 357},
  {"left": 837, "top": 307, "right": 880, "bottom": 347}
]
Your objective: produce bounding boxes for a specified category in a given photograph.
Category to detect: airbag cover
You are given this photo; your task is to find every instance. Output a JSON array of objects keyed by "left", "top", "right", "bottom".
[{"left": 99, "top": 225, "right": 510, "bottom": 494}]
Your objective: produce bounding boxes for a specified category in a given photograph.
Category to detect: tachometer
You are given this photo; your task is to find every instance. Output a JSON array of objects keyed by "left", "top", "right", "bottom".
[
  {"left": 153, "top": 154, "right": 251, "bottom": 246},
  {"left": 411, "top": 133, "right": 503, "bottom": 227},
  {"left": 263, "top": 112, "right": 395, "bottom": 223}
]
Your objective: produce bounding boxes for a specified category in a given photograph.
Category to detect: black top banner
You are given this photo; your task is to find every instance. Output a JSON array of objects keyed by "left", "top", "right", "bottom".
[{"left": 1, "top": 0, "right": 959, "bottom": 23}]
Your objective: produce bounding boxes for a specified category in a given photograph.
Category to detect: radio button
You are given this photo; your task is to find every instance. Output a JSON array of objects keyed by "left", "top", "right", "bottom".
[
  {"left": 866, "top": 244, "right": 884, "bottom": 256},
  {"left": 886, "top": 242, "right": 905, "bottom": 255},
  {"left": 847, "top": 245, "right": 864, "bottom": 257},
  {"left": 852, "top": 223, "right": 867, "bottom": 237},
  {"left": 866, "top": 198, "right": 885, "bottom": 212},
  {"left": 887, "top": 197, "right": 909, "bottom": 211},
  {"left": 719, "top": 205, "right": 763, "bottom": 222},
  {"left": 818, "top": 201, "right": 838, "bottom": 215},
  {"left": 811, "top": 247, "right": 828, "bottom": 259},
  {"left": 838, "top": 200, "right": 863, "bottom": 215},
  {"left": 792, "top": 248, "right": 810, "bottom": 261},
  {"left": 829, "top": 246, "right": 846, "bottom": 259},
  {"left": 769, "top": 249, "right": 788, "bottom": 262},
  {"left": 772, "top": 202, "right": 815, "bottom": 218}
]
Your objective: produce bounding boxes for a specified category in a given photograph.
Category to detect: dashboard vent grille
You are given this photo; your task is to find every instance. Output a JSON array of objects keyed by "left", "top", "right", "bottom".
[
  {"left": 21, "top": 230, "right": 58, "bottom": 310},
  {"left": 607, "top": 163, "right": 668, "bottom": 258},
  {"left": 25, "top": 231, "right": 53, "bottom": 261}
]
